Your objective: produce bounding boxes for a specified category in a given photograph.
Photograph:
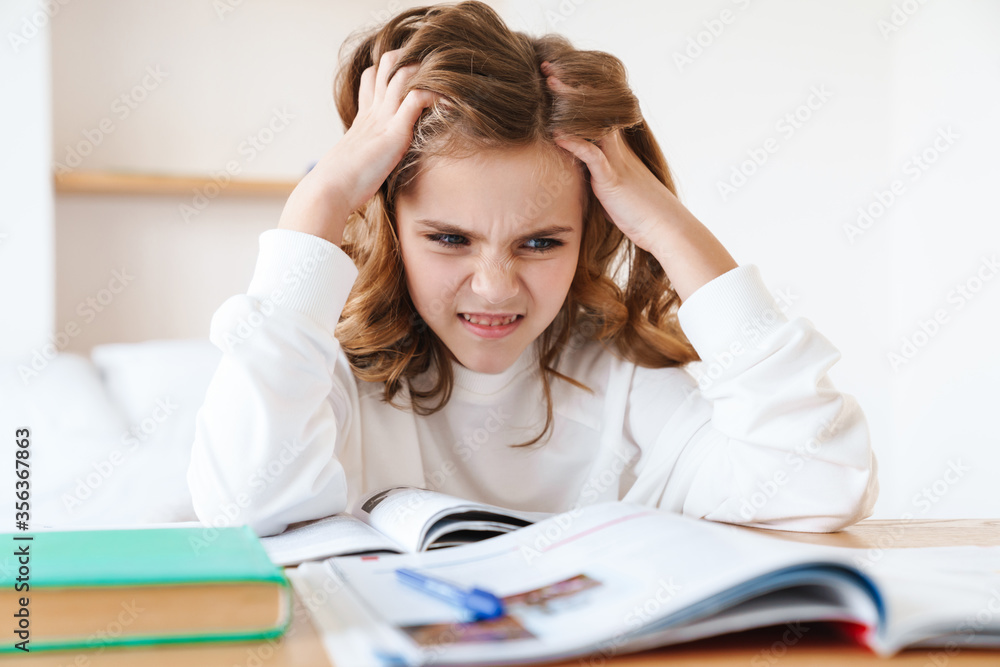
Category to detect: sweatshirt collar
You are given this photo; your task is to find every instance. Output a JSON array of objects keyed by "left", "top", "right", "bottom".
[{"left": 450, "top": 338, "right": 541, "bottom": 398}]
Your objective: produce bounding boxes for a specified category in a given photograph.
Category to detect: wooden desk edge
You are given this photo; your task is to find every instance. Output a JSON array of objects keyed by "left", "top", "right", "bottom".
[{"left": 734, "top": 517, "right": 1000, "bottom": 549}]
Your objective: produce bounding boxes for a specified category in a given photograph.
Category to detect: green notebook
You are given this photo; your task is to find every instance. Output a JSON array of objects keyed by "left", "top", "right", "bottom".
[{"left": 0, "top": 525, "right": 292, "bottom": 653}]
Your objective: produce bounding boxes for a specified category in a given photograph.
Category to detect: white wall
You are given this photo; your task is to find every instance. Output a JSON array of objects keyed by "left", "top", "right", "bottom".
[
  {"left": 29, "top": 0, "right": 1000, "bottom": 518},
  {"left": 507, "top": 1, "right": 1000, "bottom": 520},
  {"left": 883, "top": 1, "right": 1000, "bottom": 519},
  {"left": 0, "top": 0, "right": 54, "bottom": 360},
  {"left": 49, "top": 0, "right": 416, "bottom": 351}
]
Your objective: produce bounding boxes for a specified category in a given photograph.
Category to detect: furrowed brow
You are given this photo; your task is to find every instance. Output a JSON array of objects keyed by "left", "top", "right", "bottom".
[{"left": 414, "top": 219, "right": 574, "bottom": 243}]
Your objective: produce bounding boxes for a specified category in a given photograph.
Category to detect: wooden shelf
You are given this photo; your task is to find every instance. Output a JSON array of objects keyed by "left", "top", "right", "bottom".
[{"left": 53, "top": 170, "right": 299, "bottom": 197}]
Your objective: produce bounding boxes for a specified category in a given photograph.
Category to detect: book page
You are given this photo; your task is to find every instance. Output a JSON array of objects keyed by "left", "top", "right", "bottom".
[
  {"left": 260, "top": 514, "right": 403, "bottom": 566},
  {"left": 288, "top": 562, "right": 425, "bottom": 667},
  {"left": 312, "top": 502, "right": 877, "bottom": 665},
  {"left": 855, "top": 545, "right": 1000, "bottom": 655},
  {"left": 351, "top": 486, "right": 551, "bottom": 552}
]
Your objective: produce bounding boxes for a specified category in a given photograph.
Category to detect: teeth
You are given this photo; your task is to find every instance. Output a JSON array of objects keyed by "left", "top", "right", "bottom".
[{"left": 462, "top": 314, "right": 518, "bottom": 326}]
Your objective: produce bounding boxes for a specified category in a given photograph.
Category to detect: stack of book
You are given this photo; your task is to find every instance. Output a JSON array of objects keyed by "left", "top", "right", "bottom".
[{"left": 0, "top": 524, "right": 291, "bottom": 653}]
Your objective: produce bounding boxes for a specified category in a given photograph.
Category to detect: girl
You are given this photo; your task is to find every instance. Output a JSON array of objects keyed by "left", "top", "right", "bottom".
[{"left": 187, "top": 1, "right": 877, "bottom": 538}]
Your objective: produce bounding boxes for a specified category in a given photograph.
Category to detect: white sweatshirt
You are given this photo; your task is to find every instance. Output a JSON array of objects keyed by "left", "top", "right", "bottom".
[{"left": 186, "top": 229, "right": 878, "bottom": 537}]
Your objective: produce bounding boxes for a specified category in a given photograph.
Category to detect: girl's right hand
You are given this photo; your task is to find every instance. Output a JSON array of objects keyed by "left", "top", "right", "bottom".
[{"left": 278, "top": 48, "right": 438, "bottom": 246}]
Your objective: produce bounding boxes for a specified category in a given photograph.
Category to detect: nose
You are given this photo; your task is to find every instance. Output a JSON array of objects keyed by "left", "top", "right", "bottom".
[{"left": 470, "top": 257, "right": 519, "bottom": 304}]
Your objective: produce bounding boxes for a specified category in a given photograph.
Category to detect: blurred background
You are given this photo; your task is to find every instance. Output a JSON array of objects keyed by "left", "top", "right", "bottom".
[{"left": 1, "top": 0, "right": 998, "bottom": 526}]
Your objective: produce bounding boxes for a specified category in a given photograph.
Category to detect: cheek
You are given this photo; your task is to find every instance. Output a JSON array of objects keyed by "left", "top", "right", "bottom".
[
  {"left": 525, "top": 256, "right": 577, "bottom": 305},
  {"left": 400, "top": 246, "right": 430, "bottom": 312},
  {"left": 407, "top": 253, "right": 465, "bottom": 316}
]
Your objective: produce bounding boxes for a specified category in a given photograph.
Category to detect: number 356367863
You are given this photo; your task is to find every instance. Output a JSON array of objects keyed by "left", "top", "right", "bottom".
[{"left": 15, "top": 428, "right": 30, "bottom": 528}]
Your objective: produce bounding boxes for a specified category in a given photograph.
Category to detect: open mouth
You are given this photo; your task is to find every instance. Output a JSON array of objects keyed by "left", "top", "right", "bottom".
[
  {"left": 458, "top": 313, "right": 522, "bottom": 327},
  {"left": 457, "top": 313, "right": 523, "bottom": 338}
]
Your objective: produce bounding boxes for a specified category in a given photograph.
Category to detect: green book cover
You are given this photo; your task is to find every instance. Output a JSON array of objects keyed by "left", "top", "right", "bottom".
[{"left": 0, "top": 525, "right": 292, "bottom": 653}]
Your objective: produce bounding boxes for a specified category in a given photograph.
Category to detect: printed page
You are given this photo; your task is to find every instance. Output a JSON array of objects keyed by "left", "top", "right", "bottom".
[
  {"left": 617, "top": 587, "right": 867, "bottom": 655},
  {"left": 260, "top": 514, "right": 404, "bottom": 566},
  {"left": 288, "top": 562, "right": 424, "bottom": 667},
  {"left": 318, "top": 502, "right": 874, "bottom": 665},
  {"left": 855, "top": 545, "right": 1000, "bottom": 655},
  {"left": 352, "top": 486, "right": 551, "bottom": 552}
]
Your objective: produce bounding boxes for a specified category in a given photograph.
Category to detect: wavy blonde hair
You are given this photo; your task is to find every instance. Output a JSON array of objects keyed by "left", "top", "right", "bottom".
[{"left": 333, "top": 1, "right": 700, "bottom": 447}]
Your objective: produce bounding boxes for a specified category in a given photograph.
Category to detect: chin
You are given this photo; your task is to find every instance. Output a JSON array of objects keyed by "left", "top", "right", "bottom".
[
  {"left": 451, "top": 346, "right": 520, "bottom": 375},
  {"left": 456, "top": 353, "right": 510, "bottom": 374}
]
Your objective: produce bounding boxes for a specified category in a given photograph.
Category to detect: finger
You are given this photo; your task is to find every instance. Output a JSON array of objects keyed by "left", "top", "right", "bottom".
[
  {"left": 603, "top": 129, "right": 647, "bottom": 177},
  {"left": 553, "top": 133, "right": 613, "bottom": 183},
  {"left": 373, "top": 48, "right": 405, "bottom": 106},
  {"left": 357, "top": 65, "right": 376, "bottom": 117},
  {"left": 540, "top": 61, "right": 576, "bottom": 94},
  {"left": 390, "top": 88, "right": 441, "bottom": 135},
  {"left": 384, "top": 63, "right": 421, "bottom": 112},
  {"left": 544, "top": 73, "right": 573, "bottom": 95},
  {"left": 597, "top": 128, "right": 626, "bottom": 161}
]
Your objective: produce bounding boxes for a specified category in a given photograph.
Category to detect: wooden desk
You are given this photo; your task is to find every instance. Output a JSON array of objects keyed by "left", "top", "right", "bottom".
[{"left": 15, "top": 518, "right": 1000, "bottom": 666}]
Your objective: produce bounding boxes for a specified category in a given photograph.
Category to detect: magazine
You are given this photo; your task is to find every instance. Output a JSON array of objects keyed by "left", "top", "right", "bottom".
[
  {"left": 287, "top": 501, "right": 1000, "bottom": 666},
  {"left": 261, "top": 486, "right": 551, "bottom": 566}
]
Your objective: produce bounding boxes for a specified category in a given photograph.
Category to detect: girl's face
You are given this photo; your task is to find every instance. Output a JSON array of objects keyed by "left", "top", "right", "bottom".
[{"left": 396, "top": 142, "right": 586, "bottom": 374}]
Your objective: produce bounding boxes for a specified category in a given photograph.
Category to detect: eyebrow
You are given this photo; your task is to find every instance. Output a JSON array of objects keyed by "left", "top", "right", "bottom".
[{"left": 413, "top": 219, "right": 576, "bottom": 243}]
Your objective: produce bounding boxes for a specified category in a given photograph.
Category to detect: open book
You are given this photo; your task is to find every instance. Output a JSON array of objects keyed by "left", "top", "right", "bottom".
[
  {"left": 288, "top": 501, "right": 1000, "bottom": 666},
  {"left": 261, "top": 486, "right": 551, "bottom": 566}
]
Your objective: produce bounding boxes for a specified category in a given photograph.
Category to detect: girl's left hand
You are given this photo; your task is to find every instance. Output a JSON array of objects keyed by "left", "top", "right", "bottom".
[{"left": 541, "top": 61, "right": 693, "bottom": 260}]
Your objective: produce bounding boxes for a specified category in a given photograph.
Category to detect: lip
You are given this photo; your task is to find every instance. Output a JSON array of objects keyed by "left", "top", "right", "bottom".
[{"left": 457, "top": 313, "right": 523, "bottom": 339}]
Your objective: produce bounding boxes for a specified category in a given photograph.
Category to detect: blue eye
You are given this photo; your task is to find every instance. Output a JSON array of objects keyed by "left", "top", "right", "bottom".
[
  {"left": 524, "top": 238, "right": 563, "bottom": 252},
  {"left": 427, "top": 233, "right": 467, "bottom": 247},
  {"left": 424, "top": 234, "right": 563, "bottom": 254}
]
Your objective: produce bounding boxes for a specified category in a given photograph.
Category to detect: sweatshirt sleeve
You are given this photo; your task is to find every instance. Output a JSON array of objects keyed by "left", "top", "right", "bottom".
[
  {"left": 621, "top": 264, "right": 878, "bottom": 532},
  {"left": 186, "top": 228, "right": 360, "bottom": 537}
]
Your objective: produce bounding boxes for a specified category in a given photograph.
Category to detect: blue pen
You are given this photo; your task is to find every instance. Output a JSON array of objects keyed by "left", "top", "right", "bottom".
[{"left": 395, "top": 568, "right": 505, "bottom": 621}]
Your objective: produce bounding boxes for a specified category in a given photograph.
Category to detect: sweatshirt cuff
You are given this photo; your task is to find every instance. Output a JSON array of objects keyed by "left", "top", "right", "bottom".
[
  {"left": 676, "top": 264, "right": 788, "bottom": 363},
  {"left": 246, "top": 229, "right": 359, "bottom": 332}
]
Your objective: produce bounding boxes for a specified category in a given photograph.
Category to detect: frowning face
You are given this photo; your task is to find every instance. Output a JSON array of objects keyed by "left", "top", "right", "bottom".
[{"left": 395, "top": 142, "right": 586, "bottom": 374}]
